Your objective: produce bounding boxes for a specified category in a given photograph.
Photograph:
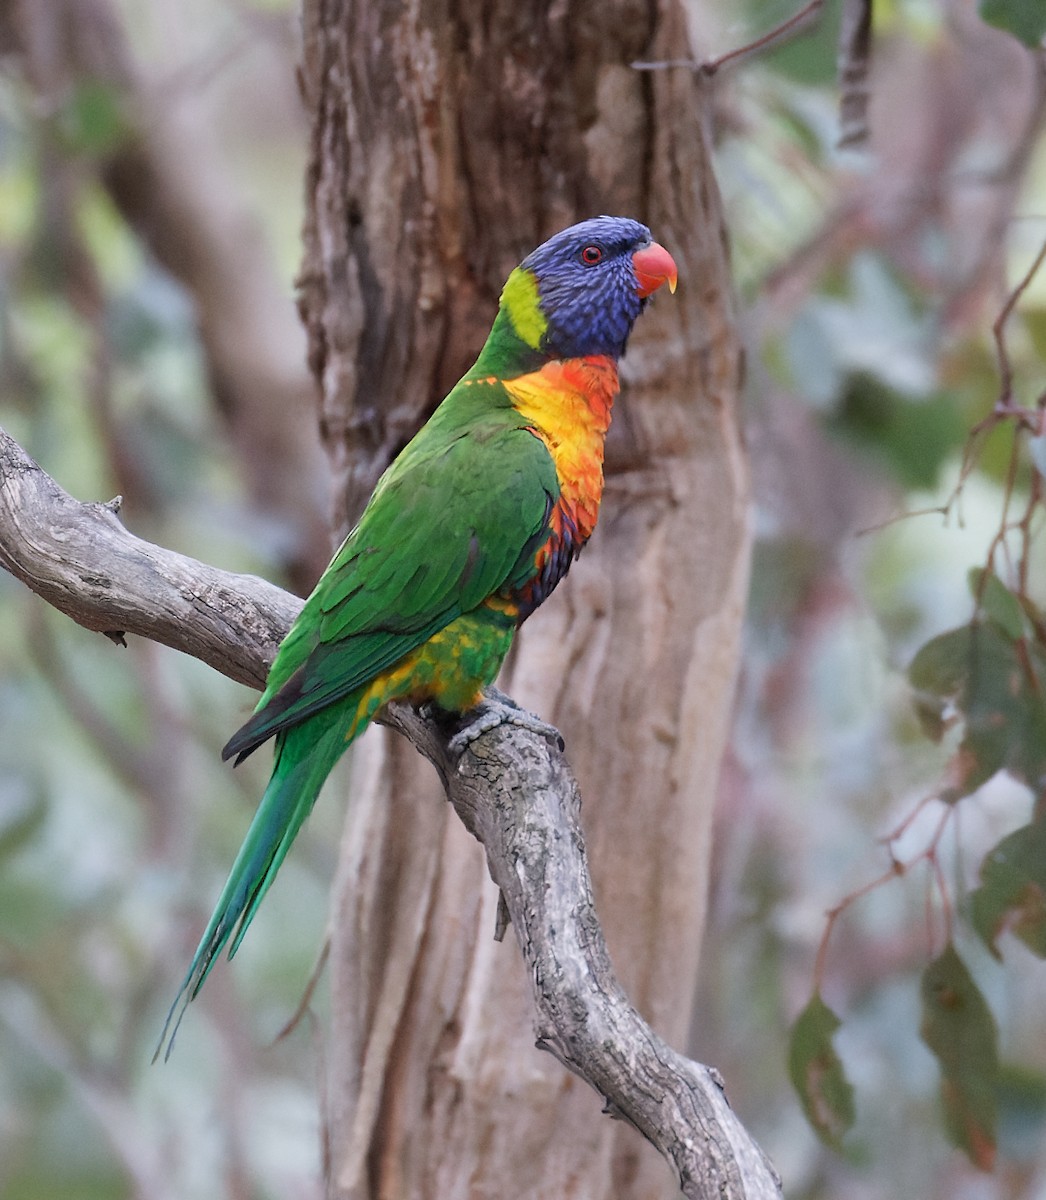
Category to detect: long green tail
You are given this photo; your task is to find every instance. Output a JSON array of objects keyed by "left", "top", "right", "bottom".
[{"left": 155, "top": 702, "right": 351, "bottom": 1060}]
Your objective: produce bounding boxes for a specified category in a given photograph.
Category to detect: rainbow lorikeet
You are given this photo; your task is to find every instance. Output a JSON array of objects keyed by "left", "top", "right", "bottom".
[{"left": 159, "top": 215, "right": 677, "bottom": 1053}]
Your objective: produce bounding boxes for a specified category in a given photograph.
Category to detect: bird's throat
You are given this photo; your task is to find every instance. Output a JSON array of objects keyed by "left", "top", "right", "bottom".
[{"left": 503, "top": 355, "right": 618, "bottom": 546}]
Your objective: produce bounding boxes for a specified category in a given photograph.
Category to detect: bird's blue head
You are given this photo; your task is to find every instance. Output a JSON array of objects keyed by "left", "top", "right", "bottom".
[{"left": 500, "top": 215, "right": 678, "bottom": 362}]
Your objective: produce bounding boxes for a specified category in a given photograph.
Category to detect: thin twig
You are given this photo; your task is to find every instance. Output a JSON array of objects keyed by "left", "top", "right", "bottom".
[
  {"left": 923, "top": 803, "right": 955, "bottom": 955},
  {"left": 813, "top": 862, "right": 903, "bottom": 994},
  {"left": 632, "top": 0, "right": 824, "bottom": 78},
  {"left": 856, "top": 241, "right": 1046, "bottom": 544},
  {"left": 993, "top": 238, "right": 1046, "bottom": 407},
  {"left": 813, "top": 796, "right": 961, "bottom": 993},
  {"left": 272, "top": 939, "right": 331, "bottom": 1044}
]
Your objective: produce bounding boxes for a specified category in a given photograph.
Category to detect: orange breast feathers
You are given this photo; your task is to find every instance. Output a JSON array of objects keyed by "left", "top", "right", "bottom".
[{"left": 502, "top": 356, "right": 619, "bottom": 543}]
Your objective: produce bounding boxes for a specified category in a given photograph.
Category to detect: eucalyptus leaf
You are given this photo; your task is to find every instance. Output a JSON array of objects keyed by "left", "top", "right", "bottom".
[
  {"left": 968, "top": 568, "right": 1025, "bottom": 641},
  {"left": 920, "top": 945, "right": 998, "bottom": 1170},
  {"left": 788, "top": 994, "right": 856, "bottom": 1148},
  {"left": 971, "top": 820, "right": 1046, "bottom": 959},
  {"left": 908, "top": 620, "right": 1046, "bottom": 797}
]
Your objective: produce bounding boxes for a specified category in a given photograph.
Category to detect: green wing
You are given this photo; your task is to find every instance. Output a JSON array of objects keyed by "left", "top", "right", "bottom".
[{"left": 223, "top": 398, "right": 557, "bottom": 762}]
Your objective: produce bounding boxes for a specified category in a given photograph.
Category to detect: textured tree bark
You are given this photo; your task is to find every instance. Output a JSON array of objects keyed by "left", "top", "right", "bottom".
[{"left": 298, "top": 1, "right": 749, "bottom": 1197}]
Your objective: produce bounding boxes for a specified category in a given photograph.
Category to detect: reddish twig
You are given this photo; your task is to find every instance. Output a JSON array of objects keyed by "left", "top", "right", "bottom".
[
  {"left": 813, "top": 795, "right": 960, "bottom": 993},
  {"left": 632, "top": 0, "right": 824, "bottom": 78},
  {"left": 859, "top": 241, "right": 1046, "bottom": 544},
  {"left": 993, "top": 238, "right": 1046, "bottom": 408},
  {"left": 922, "top": 803, "right": 956, "bottom": 955},
  {"left": 272, "top": 938, "right": 330, "bottom": 1044},
  {"left": 813, "top": 861, "right": 903, "bottom": 994}
]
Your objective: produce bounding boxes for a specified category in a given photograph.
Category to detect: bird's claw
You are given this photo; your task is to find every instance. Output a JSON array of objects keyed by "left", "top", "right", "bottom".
[{"left": 448, "top": 693, "right": 565, "bottom": 756}]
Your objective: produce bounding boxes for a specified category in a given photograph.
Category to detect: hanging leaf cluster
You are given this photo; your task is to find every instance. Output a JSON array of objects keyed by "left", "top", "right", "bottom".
[{"left": 790, "top": 224, "right": 1046, "bottom": 1170}]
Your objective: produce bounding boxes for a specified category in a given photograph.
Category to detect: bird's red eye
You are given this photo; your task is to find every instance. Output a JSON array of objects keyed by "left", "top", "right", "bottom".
[{"left": 580, "top": 244, "right": 603, "bottom": 265}]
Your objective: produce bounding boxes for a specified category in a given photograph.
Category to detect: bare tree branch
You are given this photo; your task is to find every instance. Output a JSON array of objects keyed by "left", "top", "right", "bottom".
[
  {"left": 386, "top": 702, "right": 782, "bottom": 1199},
  {"left": 0, "top": 426, "right": 299, "bottom": 689},
  {"left": 0, "top": 425, "right": 781, "bottom": 1198}
]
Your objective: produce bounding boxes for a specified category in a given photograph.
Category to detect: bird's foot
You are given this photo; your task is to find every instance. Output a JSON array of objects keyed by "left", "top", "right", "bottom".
[{"left": 448, "top": 688, "right": 565, "bottom": 755}]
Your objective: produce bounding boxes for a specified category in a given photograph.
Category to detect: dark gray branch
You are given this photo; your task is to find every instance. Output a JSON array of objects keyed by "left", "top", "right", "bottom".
[{"left": 0, "top": 425, "right": 781, "bottom": 1199}]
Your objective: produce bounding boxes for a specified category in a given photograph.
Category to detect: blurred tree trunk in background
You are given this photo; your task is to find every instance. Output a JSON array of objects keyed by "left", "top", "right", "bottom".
[
  {"left": 0, "top": 0, "right": 333, "bottom": 593},
  {"left": 297, "top": 1, "right": 748, "bottom": 1196}
]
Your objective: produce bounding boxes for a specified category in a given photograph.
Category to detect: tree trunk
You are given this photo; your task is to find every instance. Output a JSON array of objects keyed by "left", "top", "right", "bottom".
[{"left": 297, "top": 1, "right": 748, "bottom": 1196}]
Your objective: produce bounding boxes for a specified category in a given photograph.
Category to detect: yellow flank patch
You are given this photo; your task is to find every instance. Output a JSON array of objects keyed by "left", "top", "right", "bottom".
[
  {"left": 342, "top": 603, "right": 519, "bottom": 740},
  {"left": 500, "top": 268, "right": 547, "bottom": 350}
]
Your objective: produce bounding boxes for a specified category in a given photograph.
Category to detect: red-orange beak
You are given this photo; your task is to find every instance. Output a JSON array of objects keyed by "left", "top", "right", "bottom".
[{"left": 632, "top": 241, "right": 678, "bottom": 298}]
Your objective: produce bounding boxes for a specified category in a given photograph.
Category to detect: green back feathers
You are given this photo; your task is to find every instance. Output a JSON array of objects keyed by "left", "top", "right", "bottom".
[{"left": 221, "top": 392, "right": 558, "bottom": 764}]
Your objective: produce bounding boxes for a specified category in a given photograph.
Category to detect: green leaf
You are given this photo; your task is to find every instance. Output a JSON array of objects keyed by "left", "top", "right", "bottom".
[
  {"left": 964, "top": 633, "right": 1046, "bottom": 791},
  {"left": 968, "top": 568, "right": 1025, "bottom": 641},
  {"left": 970, "top": 820, "right": 1046, "bottom": 959},
  {"left": 788, "top": 994, "right": 855, "bottom": 1147},
  {"left": 908, "top": 621, "right": 1046, "bottom": 797},
  {"left": 979, "top": 0, "right": 1046, "bottom": 47},
  {"left": 909, "top": 625, "right": 973, "bottom": 699},
  {"left": 920, "top": 944, "right": 998, "bottom": 1170},
  {"left": 907, "top": 625, "right": 980, "bottom": 750}
]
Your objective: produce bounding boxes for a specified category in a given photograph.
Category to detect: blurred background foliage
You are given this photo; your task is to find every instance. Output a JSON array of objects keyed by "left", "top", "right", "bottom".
[{"left": 0, "top": 0, "right": 1044, "bottom": 1197}]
